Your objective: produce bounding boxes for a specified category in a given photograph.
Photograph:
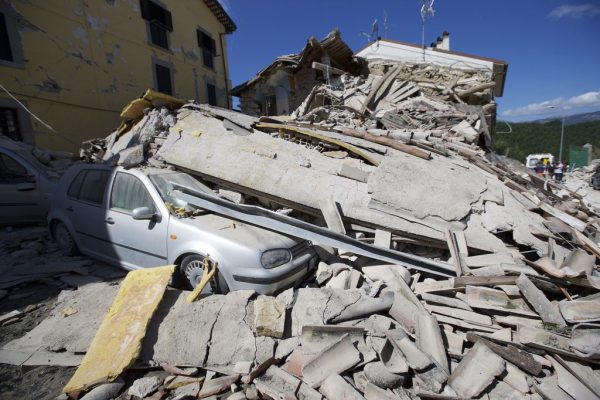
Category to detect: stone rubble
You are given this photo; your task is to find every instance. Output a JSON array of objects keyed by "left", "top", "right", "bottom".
[{"left": 2, "top": 45, "right": 600, "bottom": 400}]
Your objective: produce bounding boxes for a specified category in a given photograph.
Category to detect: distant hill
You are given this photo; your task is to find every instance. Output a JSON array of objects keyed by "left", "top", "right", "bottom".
[
  {"left": 494, "top": 118, "right": 600, "bottom": 164},
  {"left": 531, "top": 110, "right": 600, "bottom": 126}
]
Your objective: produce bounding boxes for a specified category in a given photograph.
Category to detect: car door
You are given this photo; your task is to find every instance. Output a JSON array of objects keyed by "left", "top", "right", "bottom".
[
  {"left": 0, "top": 151, "right": 41, "bottom": 224},
  {"left": 64, "top": 168, "right": 114, "bottom": 260},
  {"left": 104, "top": 171, "right": 168, "bottom": 269}
]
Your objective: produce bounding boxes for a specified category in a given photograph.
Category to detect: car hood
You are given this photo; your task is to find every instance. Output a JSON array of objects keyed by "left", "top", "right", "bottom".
[{"left": 175, "top": 212, "right": 301, "bottom": 252}]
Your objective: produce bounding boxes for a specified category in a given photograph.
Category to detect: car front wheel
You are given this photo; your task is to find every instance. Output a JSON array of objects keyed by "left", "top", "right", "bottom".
[
  {"left": 180, "top": 254, "right": 229, "bottom": 294},
  {"left": 53, "top": 221, "right": 78, "bottom": 256}
]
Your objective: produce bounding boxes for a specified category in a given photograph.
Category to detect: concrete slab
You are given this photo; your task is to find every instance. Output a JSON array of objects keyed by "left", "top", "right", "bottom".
[{"left": 140, "top": 290, "right": 226, "bottom": 366}]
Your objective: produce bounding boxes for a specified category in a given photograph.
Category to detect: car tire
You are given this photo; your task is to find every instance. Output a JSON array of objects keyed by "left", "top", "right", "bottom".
[
  {"left": 180, "top": 254, "right": 229, "bottom": 294},
  {"left": 53, "top": 221, "right": 78, "bottom": 256}
]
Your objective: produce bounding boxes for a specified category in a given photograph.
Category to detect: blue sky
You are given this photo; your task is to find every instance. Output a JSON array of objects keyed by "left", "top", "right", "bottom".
[{"left": 220, "top": 1, "right": 600, "bottom": 121}]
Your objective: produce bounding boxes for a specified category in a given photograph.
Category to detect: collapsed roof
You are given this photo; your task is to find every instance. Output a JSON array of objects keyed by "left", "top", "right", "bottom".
[{"left": 231, "top": 29, "right": 360, "bottom": 96}]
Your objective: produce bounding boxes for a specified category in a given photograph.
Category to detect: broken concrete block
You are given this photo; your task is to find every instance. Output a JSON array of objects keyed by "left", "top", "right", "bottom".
[
  {"left": 330, "top": 291, "right": 394, "bottom": 323},
  {"left": 338, "top": 163, "right": 370, "bottom": 183},
  {"left": 389, "top": 293, "right": 420, "bottom": 334},
  {"left": 319, "top": 373, "right": 365, "bottom": 400},
  {"left": 361, "top": 264, "right": 411, "bottom": 290},
  {"left": 379, "top": 338, "right": 409, "bottom": 374},
  {"left": 301, "top": 325, "right": 364, "bottom": 355},
  {"left": 326, "top": 269, "right": 351, "bottom": 289},
  {"left": 516, "top": 274, "right": 566, "bottom": 328},
  {"left": 559, "top": 300, "right": 600, "bottom": 323},
  {"left": 253, "top": 365, "right": 301, "bottom": 399},
  {"left": 301, "top": 334, "right": 361, "bottom": 388},
  {"left": 218, "top": 189, "right": 244, "bottom": 204},
  {"left": 416, "top": 314, "right": 448, "bottom": 374},
  {"left": 364, "top": 361, "right": 405, "bottom": 389},
  {"left": 80, "top": 379, "right": 124, "bottom": 400},
  {"left": 364, "top": 383, "right": 400, "bottom": 400},
  {"left": 448, "top": 341, "right": 505, "bottom": 398},
  {"left": 128, "top": 376, "right": 162, "bottom": 398},
  {"left": 198, "top": 375, "right": 239, "bottom": 398},
  {"left": 253, "top": 296, "right": 285, "bottom": 338},
  {"left": 117, "top": 144, "right": 144, "bottom": 167},
  {"left": 171, "top": 381, "right": 201, "bottom": 399},
  {"left": 386, "top": 329, "right": 431, "bottom": 371},
  {"left": 292, "top": 289, "right": 331, "bottom": 336}
]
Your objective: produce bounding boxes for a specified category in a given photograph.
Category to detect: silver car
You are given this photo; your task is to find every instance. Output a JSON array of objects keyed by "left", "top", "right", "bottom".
[
  {"left": 47, "top": 164, "right": 317, "bottom": 294},
  {"left": 0, "top": 138, "right": 58, "bottom": 224}
]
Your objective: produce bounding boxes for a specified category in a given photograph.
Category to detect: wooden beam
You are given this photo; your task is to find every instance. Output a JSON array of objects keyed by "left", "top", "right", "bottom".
[{"left": 337, "top": 127, "right": 431, "bottom": 160}]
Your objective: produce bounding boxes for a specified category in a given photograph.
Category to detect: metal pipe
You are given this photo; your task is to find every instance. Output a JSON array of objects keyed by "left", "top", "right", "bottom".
[{"left": 170, "top": 183, "right": 455, "bottom": 278}]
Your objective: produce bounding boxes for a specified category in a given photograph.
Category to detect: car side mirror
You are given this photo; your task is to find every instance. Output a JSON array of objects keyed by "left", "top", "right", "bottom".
[
  {"left": 131, "top": 206, "right": 155, "bottom": 220},
  {"left": 16, "top": 182, "right": 36, "bottom": 191}
]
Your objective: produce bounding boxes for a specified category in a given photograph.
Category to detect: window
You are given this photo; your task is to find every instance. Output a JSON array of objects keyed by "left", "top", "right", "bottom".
[
  {"left": 70, "top": 170, "right": 110, "bottom": 204},
  {"left": 140, "top": 0, "right": 172, "bottom": 50},
  {"left": 206, "top": 83, "right": 217, "bottom": 106},
  {"left": 0, "top": 12, "right": 13, "bottom": 62},
  {"left": 0, "top": 153, "right": 28, "bottom": 183},
  {"left": 110, "top": 172, "right": 154, "bottom": 213},
  {"left": 67, "top": 170, "right": 86, "bottom": 198},
  {"left": 197, "top": 30, "right": 216, "bottom": 69},
  {"left": 0, "top": 108, "right": 21, "bottom": 141},
  {"left": 154, "top": 63, "right": 172, "bottom": 95}
]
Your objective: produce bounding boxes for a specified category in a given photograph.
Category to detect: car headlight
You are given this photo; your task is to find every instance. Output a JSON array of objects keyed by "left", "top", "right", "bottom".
[{"left": 261, "top": 249, "right": 292, "bottom": 269}]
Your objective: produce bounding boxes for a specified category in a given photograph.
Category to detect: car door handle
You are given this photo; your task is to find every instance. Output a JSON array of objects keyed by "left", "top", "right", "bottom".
[
  {"left": 105, "top": 217, "right": 115, "bottom": 225},
  {"left": 66, "top": 206, "right": 74, "bottom": 212}
]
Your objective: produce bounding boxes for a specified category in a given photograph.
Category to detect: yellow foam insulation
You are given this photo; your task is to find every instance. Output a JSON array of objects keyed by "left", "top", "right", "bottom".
[{"left": 63, "top": 265, "right": 174, "bottom": 393}]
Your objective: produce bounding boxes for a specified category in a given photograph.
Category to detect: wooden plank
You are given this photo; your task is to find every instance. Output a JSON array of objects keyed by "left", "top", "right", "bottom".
[
  {"left": 539, "top": 202, "right": 587, "bottom": 232},
  {"left": 361, "top": 66, "right": 400, "bottom": 113},
  {"left": 466, "top": 333, "right": 542, "bottom": 376},
  {"left": 465, "top": 286, "right": 538, "bottom": 317},
  {"left": 433, "top": 314, "right": 500, "bottom": 333},
  {"left": 337, "top": 127, "right": 431, "bottom": 160},
  {"left": 255, "top": 123, "right": 380, "bottom": 166},
  {"left": 311, "top": 61, "right": 345, "bottom": 76},
  {"left": 425, "top": 304, "right": 492, "bottom": 326}
]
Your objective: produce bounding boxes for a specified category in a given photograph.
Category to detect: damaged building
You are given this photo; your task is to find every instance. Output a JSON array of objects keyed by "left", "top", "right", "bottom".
[
  {"left": 2, "top": 19, "right": 600, "bottom": 400},
  {"left": 231, "top": 29, "right": 360, "bottom": 116},
  {"left": 0, "top": 0, "right": 236, "bottom": 151},
  {"left": 232, "top": 30, "right": 507, "bottom": 143}
]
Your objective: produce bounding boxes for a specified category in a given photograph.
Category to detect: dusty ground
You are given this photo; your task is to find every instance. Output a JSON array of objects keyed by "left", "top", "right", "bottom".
[
  {"left": 0, "top": 282, "right": 73, "bottom": 400},
  {"left": 0, "top": 226, "right": 125, "bottom": 400}
]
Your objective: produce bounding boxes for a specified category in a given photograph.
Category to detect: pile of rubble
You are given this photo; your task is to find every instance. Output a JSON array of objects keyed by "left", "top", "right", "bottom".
[
  {"left": 1, "top": 137, "right": 76, "bottom": 175},
  {"left": 4, "top": 58, "right": 600, "bottom": 399}
]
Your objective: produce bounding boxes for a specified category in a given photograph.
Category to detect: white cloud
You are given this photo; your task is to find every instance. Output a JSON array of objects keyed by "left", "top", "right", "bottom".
[
  {"left": 501, "top": 90, "right": 600, "bottom": 117},
  {"left": 548, "top": 4, "right": 600, "bottom": 19},
  {"left": 218, "top": 0, "right": 231, "bottom": 12}
]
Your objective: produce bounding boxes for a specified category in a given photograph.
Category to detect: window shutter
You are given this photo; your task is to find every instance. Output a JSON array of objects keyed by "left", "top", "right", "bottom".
[
  {"left": 164, "top": 9, "right": 173, "bottom": 31},
  {"left": 211, "top": 38, "right": 217, "bottom": 55},
  {"left": 140, "top": 0, "right": 150, "bottom": 20}
]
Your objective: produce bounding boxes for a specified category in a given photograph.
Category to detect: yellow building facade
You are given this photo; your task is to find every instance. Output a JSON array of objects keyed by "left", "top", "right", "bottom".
[{"left": 0, "top": 0, "right": 236, "bottom": 151}]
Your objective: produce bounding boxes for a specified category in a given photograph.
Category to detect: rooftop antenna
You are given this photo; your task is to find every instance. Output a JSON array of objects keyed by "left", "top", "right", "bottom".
[
  {"left": 420, "top": 0, "right": 435, "bottom": 61},
  {"left": 383, "top": 10, "right": 389, "bottom": 38},
  {"left": 359, "top": 18, "right": 379, "bottom": 44}
]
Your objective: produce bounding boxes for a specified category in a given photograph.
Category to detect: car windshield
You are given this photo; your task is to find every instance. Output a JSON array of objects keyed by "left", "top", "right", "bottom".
[{"left": 149, "top": 171, "right": 212, "bottom": 210}]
